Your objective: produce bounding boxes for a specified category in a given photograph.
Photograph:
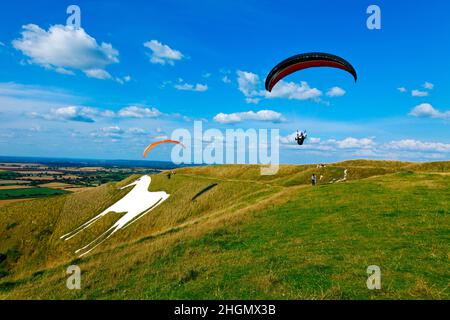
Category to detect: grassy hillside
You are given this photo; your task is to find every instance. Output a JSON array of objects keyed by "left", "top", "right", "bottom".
[{"left": 0, "top": 160, "right": 448, "bottom": 299}]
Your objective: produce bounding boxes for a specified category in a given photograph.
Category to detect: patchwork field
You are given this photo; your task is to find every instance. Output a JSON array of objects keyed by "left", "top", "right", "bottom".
[{"left": 0, "top": 187, "right": 69, "bottom": 200}]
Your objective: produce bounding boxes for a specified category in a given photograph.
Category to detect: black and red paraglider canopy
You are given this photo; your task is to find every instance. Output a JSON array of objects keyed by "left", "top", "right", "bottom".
[{"left": 265, "top": 52, "right": 357, "bottom": 92}]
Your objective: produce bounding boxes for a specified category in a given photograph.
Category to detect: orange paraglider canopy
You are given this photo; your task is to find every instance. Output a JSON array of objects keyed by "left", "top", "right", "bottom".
[{"left": 143, "top": 140, "right": 185, "bottom": 158}]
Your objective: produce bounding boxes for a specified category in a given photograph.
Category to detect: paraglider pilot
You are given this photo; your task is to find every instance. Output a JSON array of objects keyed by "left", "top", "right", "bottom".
[{"left": 295, "top": 130, "right": 307, "bottom": 145}]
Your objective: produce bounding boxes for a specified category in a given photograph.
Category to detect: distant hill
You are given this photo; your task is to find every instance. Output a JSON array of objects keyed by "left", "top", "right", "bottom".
[
  {"left": 0, "top": 156, "right": 187, "bottom": 170},
  {"left": 0, "top": 160, "right": 448, "bottom": 299}
]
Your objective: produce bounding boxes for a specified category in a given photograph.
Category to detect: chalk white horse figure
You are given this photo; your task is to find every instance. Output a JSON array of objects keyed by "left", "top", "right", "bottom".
[{"left": 61, "top": 175, "right": 169, "bottom": 257}]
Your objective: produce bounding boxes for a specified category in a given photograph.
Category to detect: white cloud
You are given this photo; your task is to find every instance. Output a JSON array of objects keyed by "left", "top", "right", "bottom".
[
  {"left": 174, "top": 83, "right": 208, "bottom": 92},
  {"left": 12, "top": 24, "right": 119, "bottom": 79},
  {"left": 237, "top": 71, "right": 260, "bottom": 98},
  {"left": 236, "top": 70, "right": 322, "bottom": 103},
  {"left": 397, "top": 87, "right": 407, "bottom": 93},
  {"left": 280, "top": 134, "right": 374, "bottom": 151},
  {"left": 411, "top": 89, "right": 429, "bottom": 97},
  {"left": 213, "top": 110, "right": 284, "bottom": 124},
  {"left": 409, "top": 103, "right": 450, "bottom": 119},
  {"left": 118, "top": 106, "right": 162, "bottom": 118},
  {"left": 326, "top": 86, "right": 346, "bottom": 97},
  {"left": 202, "top": 72, "right": 211, "bottom": 78},
  {"left": 91, "top": 126, "right": 124, "bottom": 139},
  {"left": 144, "top": 40, "right": 183, "bottom": 65},
  {"left": 245, "top": 98, "right": 260, "bottom": 104},
  {"left": 386, "top": 139, "right": 450, "bottom": 153},
  {"left": 84, "top": 68, "right": 112, "bottom": 80},
  {"left": 29, "top": 104, "right": 164, "bottom": 122},
  {"left": 28, "top": 106, "right": 101, "bottom": 123},
  {"left": 264, "top": 81, "right": 322, "bottom": 101},
  {"left": 102, "top": 126, "right": 123, "bottom": 133},
  {"left": 115, "top": 75, "right": 132, "bottom": 84},
  {"left": 126, "top": 127, "right": 146, "bottom": 135},
  {"left": 423, "top": 82, "right": 434, "bottom": 90},
  {"left": 53, "top": 106, "right": 94, "bottom": 122},
  {"left": 54, "top": 67, "right": 75, "bottom": 75},
  {"left": 334, "top": 137, "right": 374, "bottom": 149},
  {"left": 280, "top": 132, "right": 449, "bottom": 160}
]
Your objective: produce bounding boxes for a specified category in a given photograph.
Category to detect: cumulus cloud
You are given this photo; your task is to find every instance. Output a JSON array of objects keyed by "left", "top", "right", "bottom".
[
  {"left": 280, "top": 134, "right": 375, "bottom": 151},
  {"left": 334, "top": 137, "right": 374, "bottom": 149},
  {"left": 27, "top": 106, "right": 101, "bottom": 123},
  {"left": 118, "top": 106, "right": 162, "bottom": 118},
  {"left": 326, "top": 86, "right": 346, "bottom": 97},
  {"left": 316, "top": 137, "right": 374, "bottom": 149},
  {"left": 236, "top": 70, "right": 323, "bottom": 104},
  {"left": 386, "top": 139, "right": 450, "bottom": 153},
  {"left": 264, "top": 81, "right": 322, "bottom": 101},
  {"left": 397, "top": 87, "right": 407, "bottom": 93},
  {"left": 237, "top": 71, "right": 260, "bottom": 98},
  {"left": 409, "top": 103, "right": 450, "bottom": 119},
  {"left": 144, "top": 40, "right": 183, "bottom": 65},
  {"left": 126, "top": 127, "right": 146, "bottom": 135},
  {"left": 280, "top": 132, "right": 449, "bottom": 160},
  {"left": 411, "top": 89, "right": 429, "bottom": 97},
  {"left": 90, "top": 126, "right": 124, "bottom": 139},
  {"left": 174, "top": 83, "right": 208, "bottom": 92},
  {"left": 213, "top": 110, "right": 284, "bottom": 124},
  {"left": 84, "top": 68, "right": 112, "bottom": 80},
  {"left": 52, "top": 106, "right": 96, "bottom": 122},
  {"left": 12, "top": 24, "right": 119, "bottom": 79},
  {"left": 27, "top": 104, "right": 164, "bottom": 122}
]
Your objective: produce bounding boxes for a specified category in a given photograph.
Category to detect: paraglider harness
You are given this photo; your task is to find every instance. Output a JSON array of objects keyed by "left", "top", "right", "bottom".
[{"left": 295, "top": 130, "right": 307, "bottom": 145}]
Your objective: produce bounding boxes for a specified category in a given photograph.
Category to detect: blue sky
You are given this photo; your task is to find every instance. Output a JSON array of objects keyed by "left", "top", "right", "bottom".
[{"left": 0, "top": 0, "right": 449, "bottom": 164}]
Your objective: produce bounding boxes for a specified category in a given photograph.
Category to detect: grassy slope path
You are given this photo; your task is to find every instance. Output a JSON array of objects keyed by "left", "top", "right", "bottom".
[{"left": 0, "top": 160, "right": 448, "bottom": 299}]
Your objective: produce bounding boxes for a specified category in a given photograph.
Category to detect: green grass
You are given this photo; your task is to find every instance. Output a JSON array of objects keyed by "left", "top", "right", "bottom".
[
  {"left": 0, "top": 187, "right": 69, "bottom": 200},
  {"left": 0, "top": 160, "right": 448, "bottom": 299}
]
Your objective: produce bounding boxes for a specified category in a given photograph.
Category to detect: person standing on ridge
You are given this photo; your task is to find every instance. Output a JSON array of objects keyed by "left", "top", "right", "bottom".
[{"left": 312, "top": 174, "right": 317, "bottom": 186}]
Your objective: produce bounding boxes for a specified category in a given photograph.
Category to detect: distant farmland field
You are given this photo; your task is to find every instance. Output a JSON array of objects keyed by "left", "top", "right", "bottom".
[{"left": 0, "top": 187, "right": 68, "bottom": 200}]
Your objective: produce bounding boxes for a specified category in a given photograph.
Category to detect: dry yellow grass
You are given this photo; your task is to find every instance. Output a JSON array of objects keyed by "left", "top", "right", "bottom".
[
  {"left": 38, "top": 182, "right": 93, "bottom": 193},
  {"left": 18, "top": 176, "right": 55, "bottom": 181},
  {"left": 39, "top": 182, "right": 75, "bottom": 189},
  {"left": 0, "top": 198, "right": 33, "bottom": 207},
  {"left": 0, "top": 180, "right": 30, "bottom": 185},
  {"left": 0, "top": 185, "right": 32, "bottom": 190},
  {"left": 17, "top": 171, "right": 63, "bottom": 175},
  {"left": 61, "top": 175, "right": 81, "bottom": 179}
]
